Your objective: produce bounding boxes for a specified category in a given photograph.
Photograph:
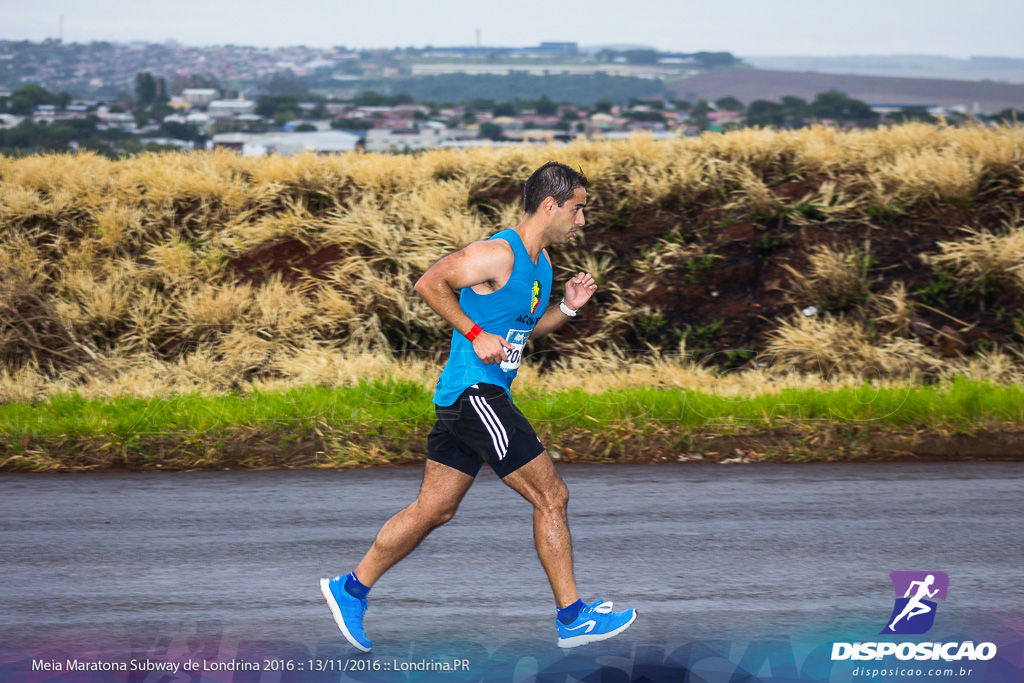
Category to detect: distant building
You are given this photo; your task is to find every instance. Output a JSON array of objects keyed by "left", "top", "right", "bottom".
[
  {"left": 181, "top": 89, "right": 220, "bottom": 106},
  {"left": 707, "top": 110, "right": 743, "bottom": 126},
  {"left": 185, "top": 112, "right": 212, "bottom": 125},
  {"left": 409, "top": 63, "right": 676, "bottom": 78},
  {"left": 393, "top": 103, "right": 431, "bottom": 119},
  {"left": 208, "top": 99, "right": 257, "bottom": 118},
  {"left": 364, "top": 126, "right": 452, "bottom": 153},
  {"left": 421, "top": 42, "right": 578, "bottom": 58},
  {"left": 212, "top": 130, "right": 364, "bottom": 156},
  {"left": 536, "top": 42, "right": 579, "bottom": 56},
  {"left": 325, "top": 103, "right": 354, "bottom": 116},
  {"left": 585, "top": 112, "right": 620, "bottom": 136},
  {"left": 96, "top": 109, "right": 137, "bottom": 131},
  {"left": 869, "top": 104, "right": 940, "bottom": 114},
  {"left": 600, "top": 131, "right": 678, "bottom": 141},
  {"left": 211, "top": 133, "right": 254, "bottom": 151}
]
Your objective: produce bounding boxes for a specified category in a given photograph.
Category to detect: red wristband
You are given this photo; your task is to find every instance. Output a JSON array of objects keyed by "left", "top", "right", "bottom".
[{"left": 465, "top": 324, "right": 482, "bottom": 341}]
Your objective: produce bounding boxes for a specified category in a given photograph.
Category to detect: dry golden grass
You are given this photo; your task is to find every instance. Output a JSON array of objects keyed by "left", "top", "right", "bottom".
[
  {"left": 781, "top": 242, "right": 874, "bottom": 310},
  {"left": 52, "top": 260, "right": 139, "bottom": 335},
  {"left": 3, "top": 340, "right": 958, "bottom": 405},
  {"left": 925, "top": 221, "right": 1024, "bottom": 292},
  {"left": 937, "top": 345, "right": 1024, "bottom": 384},
  {"left": 174, "top": 282, "right": 252, "bottom": 339},
  {"left": 0, "top": 237, "right": 48, "bottom": 304},
  {"left": 721, "top": 162, "right": 784, "bottom": 217},
  {"left": 247, "top": 276, "right": 317, "bottom": 339},
  {"left": 870, "top": 281, "right": 915, "bottom": 337},
  {"left": 868, "top": 148, "right": 983, "bottom": 208},
  {"left": 763, "top": 313, "right": 943, "bottom": 379}
]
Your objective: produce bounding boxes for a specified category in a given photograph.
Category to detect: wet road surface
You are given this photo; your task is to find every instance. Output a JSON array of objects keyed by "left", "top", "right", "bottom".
[{"left": 2, "top": 462, "right": 1022, "bottom": 659}]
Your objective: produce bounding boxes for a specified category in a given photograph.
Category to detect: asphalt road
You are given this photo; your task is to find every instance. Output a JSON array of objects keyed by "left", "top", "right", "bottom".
[{"left": 2, "top": 463, "right": 1022, "bottom": 665}]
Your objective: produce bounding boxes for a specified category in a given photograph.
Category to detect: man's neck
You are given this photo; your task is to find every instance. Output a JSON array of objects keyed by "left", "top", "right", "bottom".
[{"left": 513, "top": 218, "right": 549, "bottom": 262}]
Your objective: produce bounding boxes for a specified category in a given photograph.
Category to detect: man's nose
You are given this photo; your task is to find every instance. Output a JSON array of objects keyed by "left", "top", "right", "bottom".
[{"left": 575, "top": 211, "right": 585, "bottom": 226}]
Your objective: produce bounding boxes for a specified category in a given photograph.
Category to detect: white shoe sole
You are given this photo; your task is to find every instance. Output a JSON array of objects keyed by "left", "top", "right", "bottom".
[
  {"left": 320, "top": 578, "right": 371, "bottom": 652},
  {"left": 557, "top": 609, "right": 638, "bottom": 648}
]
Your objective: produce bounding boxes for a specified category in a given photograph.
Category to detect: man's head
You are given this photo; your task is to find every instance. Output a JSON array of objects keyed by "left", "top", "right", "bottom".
[{"left": 523, "top": 162, "right": 589, "bottom": 215}]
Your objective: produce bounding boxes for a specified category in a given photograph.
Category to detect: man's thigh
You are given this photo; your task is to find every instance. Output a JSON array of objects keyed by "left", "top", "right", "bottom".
[{"left": 415, "top": 459, "right": 476, "bottom": 512}]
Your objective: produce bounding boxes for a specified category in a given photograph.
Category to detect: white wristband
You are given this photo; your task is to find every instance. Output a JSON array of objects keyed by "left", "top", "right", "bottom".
[{"left": 559, "top": 300, "right": 577, "bottom": 317}]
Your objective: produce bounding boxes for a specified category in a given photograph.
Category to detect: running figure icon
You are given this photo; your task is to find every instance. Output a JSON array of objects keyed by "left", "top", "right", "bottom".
[
  {"left": 882, "top": 571, "right": 949, "bottom": 635},
  {"left": 888, "top": 574, "right": 938, "bottom": 631}
]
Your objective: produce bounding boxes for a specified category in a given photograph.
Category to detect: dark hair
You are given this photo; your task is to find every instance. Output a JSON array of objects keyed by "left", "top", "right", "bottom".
[{"left": 523, "top": 161, "right": 589, "bottom": 214}]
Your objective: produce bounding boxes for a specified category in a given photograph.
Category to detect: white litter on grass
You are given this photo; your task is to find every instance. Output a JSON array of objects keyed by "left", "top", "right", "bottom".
[{"left": 802, "top": 306, "right": 819, "bottom": 316}]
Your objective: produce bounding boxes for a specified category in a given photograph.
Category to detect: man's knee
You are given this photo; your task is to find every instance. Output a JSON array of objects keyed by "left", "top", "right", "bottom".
[
  {"left": 431, "top": 506, "right": 457, "bottom": 527},
  {"left": 537, "top": 480, "right": 569, "bottom": 516},
  {"left": 417, "top": 498, "right": 459, "bottom": 527}
]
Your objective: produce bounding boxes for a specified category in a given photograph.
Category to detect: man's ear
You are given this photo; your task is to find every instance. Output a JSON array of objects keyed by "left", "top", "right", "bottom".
[{"left": 543, "top": 196, "right": 556, "bottom": 213}]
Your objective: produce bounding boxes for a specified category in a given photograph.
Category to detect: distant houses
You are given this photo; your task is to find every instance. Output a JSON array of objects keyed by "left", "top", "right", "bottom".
[
  {"left": 213, "top": 131, "right": 363, "bottom": 155},
  {"left": 207, "top": 99, "right": 256, "bottom": 118}
]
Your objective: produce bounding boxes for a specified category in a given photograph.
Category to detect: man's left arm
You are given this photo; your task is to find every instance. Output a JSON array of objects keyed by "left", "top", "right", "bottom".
[{"left": 532, "top": 271, "right": 597, "bottom": 338}]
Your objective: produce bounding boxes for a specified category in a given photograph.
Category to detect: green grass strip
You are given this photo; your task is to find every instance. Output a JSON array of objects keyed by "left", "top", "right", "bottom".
[
  {"left": 516, "top": 376, "right": 1024, "bottom": 430},
  {"left": 2, "top": 377, "right": 1023, "bottom": 443}
]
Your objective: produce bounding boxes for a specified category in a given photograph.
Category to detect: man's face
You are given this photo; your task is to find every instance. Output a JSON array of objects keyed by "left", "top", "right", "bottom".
[{"left": 547, "top": 187, "right": 587, "bottom": 243}]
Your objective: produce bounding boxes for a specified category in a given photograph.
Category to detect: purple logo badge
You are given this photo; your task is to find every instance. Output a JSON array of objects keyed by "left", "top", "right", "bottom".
[{"left": 881, "top": 571, "right": 949, "bottom": 635}]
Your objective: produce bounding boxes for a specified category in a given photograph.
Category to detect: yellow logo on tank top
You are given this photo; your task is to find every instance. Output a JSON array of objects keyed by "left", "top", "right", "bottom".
[{"left": 530, "top": 280, "right": 541, "bottom": 314}]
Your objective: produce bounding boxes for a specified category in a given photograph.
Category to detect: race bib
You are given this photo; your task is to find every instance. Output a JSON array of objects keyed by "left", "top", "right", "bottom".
[{"left": 500, "top": 328, "right": 531, "bottom": 372}]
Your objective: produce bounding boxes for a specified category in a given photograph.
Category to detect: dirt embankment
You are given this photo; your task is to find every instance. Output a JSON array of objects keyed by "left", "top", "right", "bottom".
[{"left": 8, "top": 423, "right": 1024, "bottom": 472}]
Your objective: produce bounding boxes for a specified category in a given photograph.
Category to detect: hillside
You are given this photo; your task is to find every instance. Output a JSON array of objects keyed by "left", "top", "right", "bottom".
[
  {"left": 669, "top": 69, "right": 1024, "bottom": 113},
  {"left": 742, "top": 55, "right": 1024, "bottom": 85},
  {"left": 2, "top": 123, "right": 1024, "bottom": 405}
]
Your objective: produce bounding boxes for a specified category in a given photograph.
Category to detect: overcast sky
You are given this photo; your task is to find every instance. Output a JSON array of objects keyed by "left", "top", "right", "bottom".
[{"left": 3, "top": 0, "right": 1023, "bottom": 58}]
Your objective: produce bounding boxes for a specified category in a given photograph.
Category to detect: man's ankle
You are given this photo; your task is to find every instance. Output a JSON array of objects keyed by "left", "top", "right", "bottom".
[{"left": 344, "top": 571, "right": 371, "bottom": 599}]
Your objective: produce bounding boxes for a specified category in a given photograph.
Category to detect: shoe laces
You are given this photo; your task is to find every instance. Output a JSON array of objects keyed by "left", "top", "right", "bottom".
[{"left": 588, "top": 600, "right": 613, "bottom": 614}]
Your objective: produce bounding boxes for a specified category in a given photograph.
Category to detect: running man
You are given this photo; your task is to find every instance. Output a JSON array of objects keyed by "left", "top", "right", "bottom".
[
  {"left": 888, "top": 574, "right": 939, "bottom": 631},
  {"left": 320, "top": 162, "right": 637, "bottom": 650}
]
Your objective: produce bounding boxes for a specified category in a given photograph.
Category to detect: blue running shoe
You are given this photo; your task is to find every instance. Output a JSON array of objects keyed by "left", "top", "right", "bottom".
[
  {"left": 556, "top": 600, "right": 637, "bottom": 648},
  {"left": 320, "top": 576, "right": 371, "bottom": 651}
]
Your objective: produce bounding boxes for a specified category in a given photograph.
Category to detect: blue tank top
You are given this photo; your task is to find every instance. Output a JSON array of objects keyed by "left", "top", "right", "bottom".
[{"left": 433, "top": 229, "right": 553, "bottom": 406}]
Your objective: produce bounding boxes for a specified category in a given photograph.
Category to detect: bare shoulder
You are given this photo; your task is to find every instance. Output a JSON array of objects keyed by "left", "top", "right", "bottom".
[
  {"left": 431, "top": 238, "right": 514, "bottom": 289},
  {"left": 461, "top": 238, "right": 515, "bottom": 262}
]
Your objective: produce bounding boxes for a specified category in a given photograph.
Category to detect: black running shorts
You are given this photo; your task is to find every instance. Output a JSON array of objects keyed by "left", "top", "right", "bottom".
[{"left": 427, "top": 383, "right": 545, "bottom": 478}]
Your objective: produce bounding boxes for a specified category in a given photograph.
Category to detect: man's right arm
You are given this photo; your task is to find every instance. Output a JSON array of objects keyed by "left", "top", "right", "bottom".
[{"left": 413, "top": 241, "right": 515, "bottom": 365}]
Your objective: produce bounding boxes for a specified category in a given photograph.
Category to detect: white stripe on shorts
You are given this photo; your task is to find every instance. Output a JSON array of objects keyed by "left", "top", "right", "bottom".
[{"left": 469, "top": 394, "right": 508, "bottom": 460}]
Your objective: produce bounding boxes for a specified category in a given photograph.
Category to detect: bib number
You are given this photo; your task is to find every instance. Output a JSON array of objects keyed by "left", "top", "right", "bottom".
[{"left": 500, "top": 328, "right": 530, "bottom": 372}]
